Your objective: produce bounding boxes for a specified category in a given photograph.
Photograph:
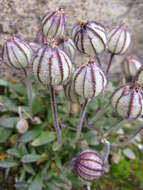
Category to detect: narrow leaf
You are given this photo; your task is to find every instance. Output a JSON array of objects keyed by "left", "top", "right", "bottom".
[
  {"left": 0, "top": 160, "right": 18, "bottom": 168},
  {"left": 29, "top": 175, "right": 43, "bottom": 190},
  {"left": 20, "top": 129, "right": 41, "bottom": 143},
  {"left": 31, "top": 132, "right": 56, "bottom": 147},
  {"left": 0, "top": 128, "right": 12, "bottom": 143},
  {"left": 21, "top": 154, "right": 41, "bottom": 163},
  {"left": 0, "top": 117, "right": 18, "bottom": 128}
]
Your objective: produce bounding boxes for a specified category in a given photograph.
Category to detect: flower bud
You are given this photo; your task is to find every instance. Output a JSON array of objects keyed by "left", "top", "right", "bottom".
[
  {"left": 122, "top": 55, "right": 142, "bottom": 80},
  {"left": 74, "top": 150, "right": 104, "bottom": 181},
  {"left": 58, "top": 36, "right": 76, "bottom": 60},
  {"left": 2, "top": 37, "right": 32, "bottom": 69},
  {"left": 41, "top": 8, "right": 66, "bottom": 39},
  {"left": 16, "top": 118, "right": 29, "bottom": 134},
  {"left": 72, "top": 21, "right": 107, "bottom": 56},
  {"left": 111, "top": 83, "right": 143, "bottom": 119},
  {"left": 73, "top": 58, "right": 107, "bottom": 99},
  {"left": 32, "top": 44, "right": 73, "bottom": 86},
  {"left": 108, "top": 23, "right": 131, "bottom": 55},
  {"left": 64, "top": 80, "right": 84, "bottom": 104}
]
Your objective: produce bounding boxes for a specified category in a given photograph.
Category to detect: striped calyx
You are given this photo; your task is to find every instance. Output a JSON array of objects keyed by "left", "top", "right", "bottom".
[
  {"left": 108, "top": 24, "right": 131, "bottom": 55},
  {"left": 72, "top": 21, "right": 107, "bottom": 56},
  {"left": 34, "top": 27, "right": 46, "bottom": 44},
  {"left": 74, "top": 150, "right": 104, "bottom": 181},
  {"left": 2, "top": 37, "right": 32, "bottom": 69},
  {"left": 41, "top": 8, "right": 66, "bottom": 39},
  {"left": 32, "top": 45, "right": 73, "bottom": 86},
  {"left": 135, "top": 67, "right": 143, "bottom": 87},
  {"left": 73, "top": 59, "right": 107, "bottom": 99},
  {"left": 122, "top": 55, "right": 142, "bottom": 79},
  {"left": 58, "top": 36, "right": 76, "bottom": 60},
  {"left": 64, "top": 80, "right": 84, "bottom": 104},
  {"left": 111, "top": 83, "right": 143, "bottom": 119}
]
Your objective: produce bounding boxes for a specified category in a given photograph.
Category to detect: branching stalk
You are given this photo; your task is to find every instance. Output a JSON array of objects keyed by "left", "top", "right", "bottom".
[
  {"left": 106, "top": 53, "right": 115, "bottom": 75},
  {"left": 112, "top": 126, "right": 143, "bottom": 148},
  {"left": 50, "top": 85, "right": 61, "bottom": 145},
  {"left": 104, "top": 119, "right": 129, "bottom": 138}
]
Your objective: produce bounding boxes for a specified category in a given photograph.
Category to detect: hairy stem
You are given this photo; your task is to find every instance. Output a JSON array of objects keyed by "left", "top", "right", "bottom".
[
  {"left": 106, "top": 53, "right": 115, "bottom": 75},
  {"left": 102, "top": 139, "right": 110, "bottom": 163},
  {"left": 112, "top": 126, "right": 143, "bottom": 148},
  {"left": 24, "top": 69, "right": 33, "bottom": 112},
  {"left": 50, "top": 85, "right": 61, "bottom": 145},
  {"left": 75, "top": 99, "right": 89, "bottom": 142}
]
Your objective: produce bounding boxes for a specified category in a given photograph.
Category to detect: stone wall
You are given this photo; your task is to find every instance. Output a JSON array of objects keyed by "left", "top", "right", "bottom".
[{"left": 0, "top": 0, "right": 143, "bottom": 79}]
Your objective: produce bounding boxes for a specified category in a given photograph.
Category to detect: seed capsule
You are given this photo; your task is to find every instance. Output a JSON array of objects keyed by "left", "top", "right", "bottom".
[
  {"left": 2, "top": 37, "right": 32, "bottom": 69},
  {"left": 32, "top": 44, "right": 73, "bottom": 86},
  {"left": 64, "top": 80, "right": 84, "bottom": 104},
  {"left": 58, "top": 36, "right": 76, "bottom": 60},
  {"left": 74, "top": 150, "right": 104, "bottom": 181},
  {"left": 111, "top": 83, "right": 143, "bottom": 119},
  {"left": 72, "top": 21, "right": 107, "bottom": 56},
  {"left": 108, "top": 23, "right": 131, "bottom": 55},
  {"left": 135, "top": 67, "right": 143, "bottom": 87},
  {"left": 41, "top": 8, "right": 66, "bottom": 39},
  {"left": 73, "top": 58, "right": 107, "bottom": 99},
  {"left": 122, "top": 55, "right": 142, "bottom": 80},
  {"left": 16, "top": 118, "right": 29, "bottom": 134}
]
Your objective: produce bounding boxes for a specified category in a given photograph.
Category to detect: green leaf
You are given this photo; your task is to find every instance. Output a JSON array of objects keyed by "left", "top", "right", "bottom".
[
  {"left": 31, "top": 132, "right": 56, "bottom": 147},
  {"left": 7, "top": 148, "right": 21, "bottom": 158},
  {"left": 0, "top": 160, "right": 18, "bottom": 168},
  {"left": 23, "top": 163, "right": 35, "bottom": 175},
  {"left": 1, "top": 96, "right": 18, "bottom": 112},
  {"left": 85, "top": 130, "right": 100, "bottom": 146},
  {"left": 0, "top": 128, "right": 12, "bottom": 143},
  {"left": 32, "top": 96, "right": 42, "bottom": 115},
  {"left": 11, "top": 84, "right": 26, "bottom": 95},
  {"left": 0, "top": 117, "right": 18, "bottom": 128},
  {"left": 21, "top": 154, "right": 41, "bottom": 163},
  {"left": 29, "top": 175, "right": 43, "bottom": 190},
  {"left": 52, "top": 142, "right": 61, "bottom": 151},
  {"left": 20, "top": 129, "right": 41, "bottom": 143}
]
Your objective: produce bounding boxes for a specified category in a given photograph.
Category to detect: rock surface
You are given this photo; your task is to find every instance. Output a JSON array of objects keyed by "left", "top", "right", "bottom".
[{"left": 0, "top": 0, "right": 143, "bottom": 79}]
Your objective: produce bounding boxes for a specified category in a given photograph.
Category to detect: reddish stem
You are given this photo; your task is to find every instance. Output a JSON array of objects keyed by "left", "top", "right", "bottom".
[
  {"left": 75, "top": 99, "right": 89, "bottom": 142},
  {"left": 50, "top": 85, "right": 61, "bottom": 145},
  {"left": 106, "top": 53, "right": 115, "bottom": 75}
]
